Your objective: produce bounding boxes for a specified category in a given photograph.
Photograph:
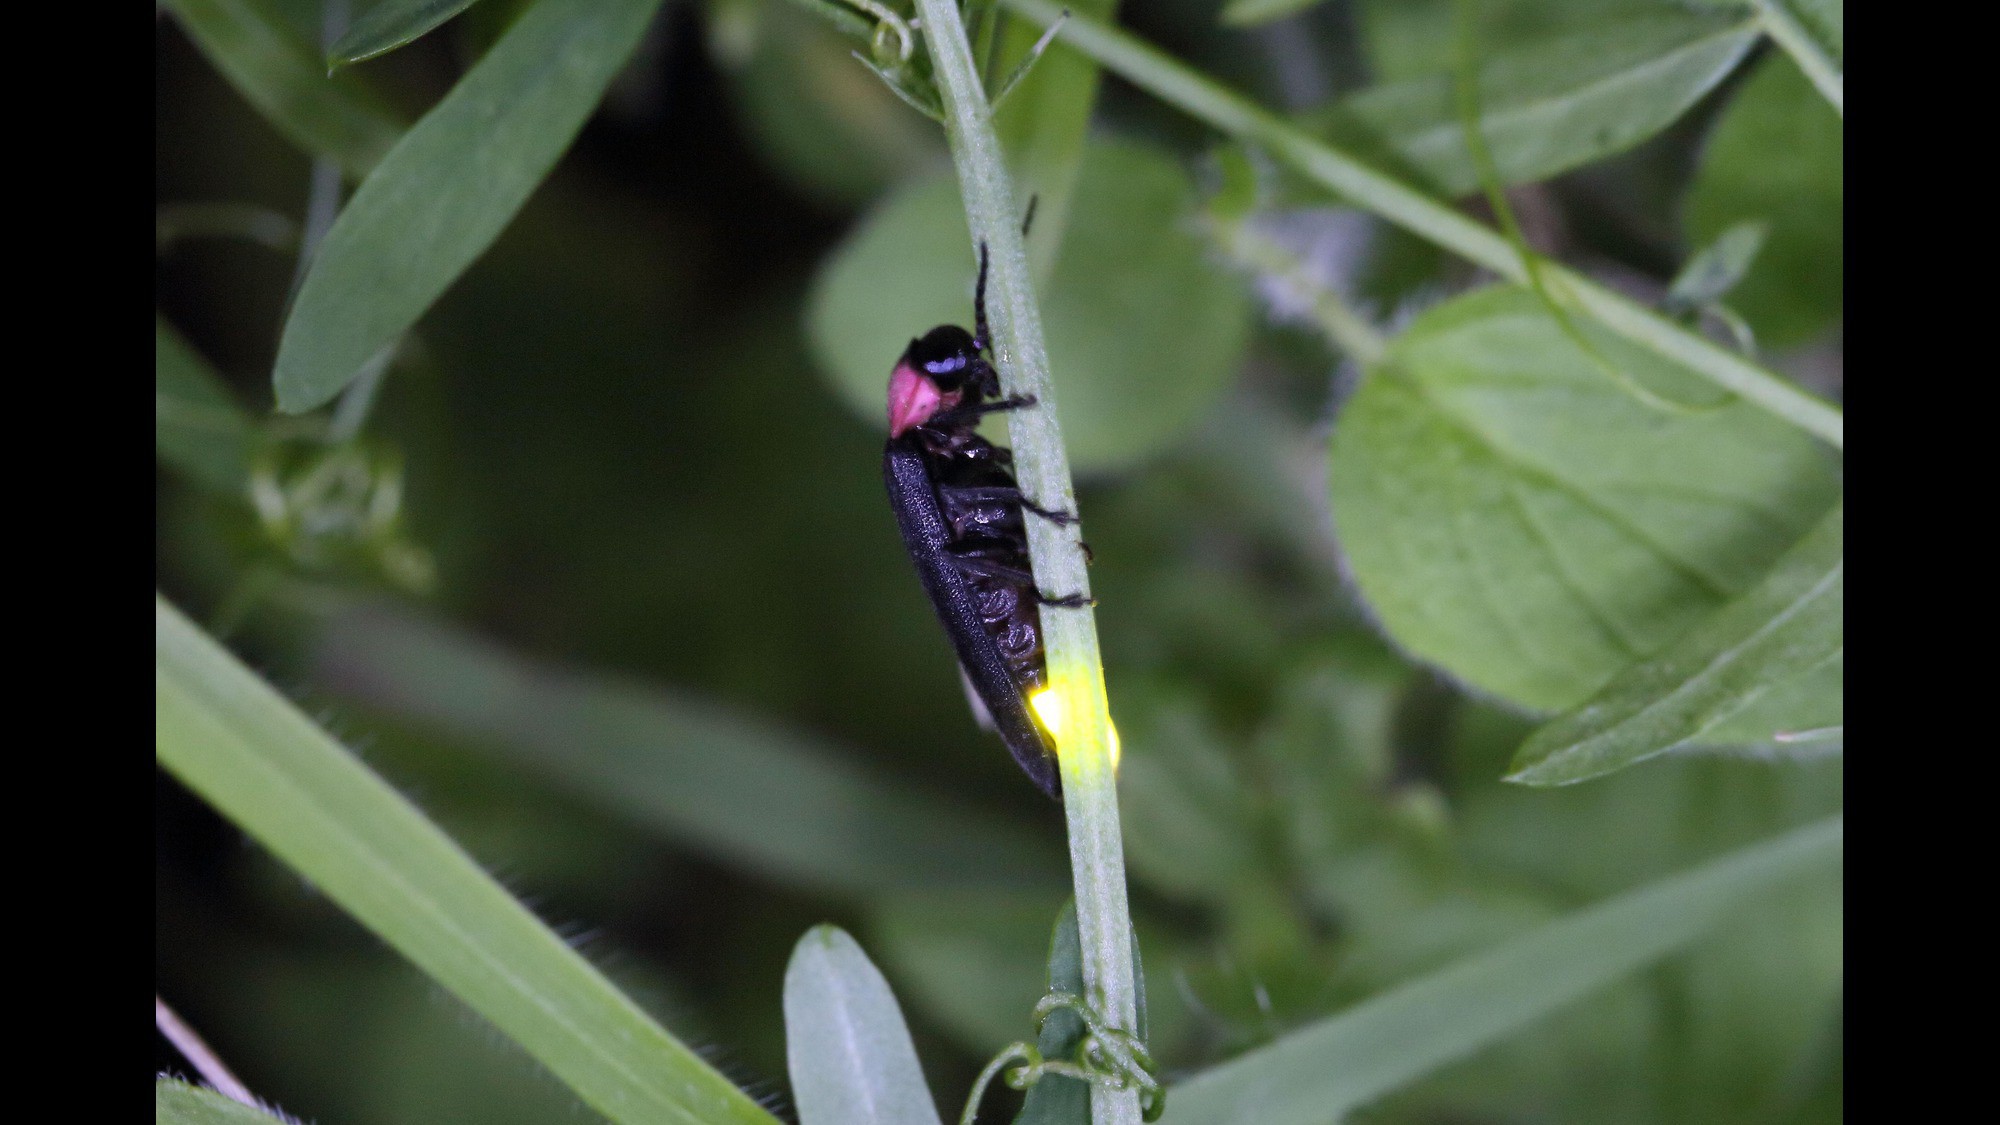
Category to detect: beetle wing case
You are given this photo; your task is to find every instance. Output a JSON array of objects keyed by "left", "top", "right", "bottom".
[{"left": 884, "top": 435, "right": 1062, "bottom": 799}]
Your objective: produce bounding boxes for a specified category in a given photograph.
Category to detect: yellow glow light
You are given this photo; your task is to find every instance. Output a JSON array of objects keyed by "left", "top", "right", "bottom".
[
  {"left": 1029, "top": 686, "right": 1122, "bottom": 772},
  {"left": 1030, "top": 687, "right": 1066, "bottom": 741}
]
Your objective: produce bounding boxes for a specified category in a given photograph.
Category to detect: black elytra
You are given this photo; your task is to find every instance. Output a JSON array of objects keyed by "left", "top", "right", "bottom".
[{"left": 882, "top": 243, "right": 1087, "bottom": 800}]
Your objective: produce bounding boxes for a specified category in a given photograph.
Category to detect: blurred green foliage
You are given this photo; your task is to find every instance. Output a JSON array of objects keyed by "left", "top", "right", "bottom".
[
  {"left": 157, "top": 1, "right": 1840, "bottom": 1123},
  {"left": 1684, "top": 55, "right": 1844, "bottom": 346}
]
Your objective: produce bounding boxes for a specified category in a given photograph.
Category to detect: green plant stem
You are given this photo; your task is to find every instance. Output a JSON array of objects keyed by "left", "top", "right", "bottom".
[
  {"left": 910, "top": 2, "right": 1142, "bottom": 1123},
  {"left": 1747, "top": 0, "right": 1842, "bottom": 116},
  {"left": 998, "top": 0, "right": 1844, "bottom": 451},
  {"left": 155, "top": 996, "right": 258, "bottom": 1107},
  {"left": 328, "top": 345, "right": 393, "bottom": 442}
]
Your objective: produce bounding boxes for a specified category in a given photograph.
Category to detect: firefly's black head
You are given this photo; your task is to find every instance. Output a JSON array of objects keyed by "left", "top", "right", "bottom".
[
  {"left": 886, "top": 246, "right": 998, "bottom": 438},
  {"left": 903, "top": 325, "right": 982, "bottom": 390}
]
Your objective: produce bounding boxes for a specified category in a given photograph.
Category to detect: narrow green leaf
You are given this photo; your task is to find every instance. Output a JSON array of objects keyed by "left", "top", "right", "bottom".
[
  {"left": 1685, "top": 56, "right": 1843, "bottom": 346},
  {"left": 272, "top": 0, "right": 664, "bottom": 413},
  {"left": 1159, "top": 816, "right": 1843, "bottom": 1123},
  {"left": 1328, "top": 286, "right": 1839, "bottom": 713},
  {"left": 331, "top": 0, "right": 487, "bottom": 67},
  {"left": 1748, "top": 0, "right": 1843, "bottom": 113},
  {"left": 1300, "top": 11, "right": 1758, "bottom": 198},
  {"left": 164, "top": 0, "right": 406, "bottom": 177},
  {"left": 1665, "top": 220, "right": 1769, "bottom": 313},
  {"left": 1009, "top": 899, "right": 1153, "bottom": 1123},
  {"left": 1508, "top": 503, "right": 1841, "bottom": 785},
  {"left": 809, "top": 138, "right": 1252, "bottom": 473},
  {"left": 784, "top": 926, "right": 945, "bottom": 1125},
  {"left": 155, "top": 1080, "right": 291, "bottom": 1125},
  {"left": 156, "top": 596, "right": 776, "bottom": 1125},
  {"left": 1015, "top": 901, "right": 1090, "bottom": 1125},
  {"left": 1220, "top": 0, "right": 1328, "bottom": 29},
  {"left": 1699, "top": 649, "right": 1841, "bottom": 746},
  {"left": 313, "top": 602, "right": 1065, "bottom": 895},
  {"left": 156, "top": 317, "right": 254, "bottom": 495}
]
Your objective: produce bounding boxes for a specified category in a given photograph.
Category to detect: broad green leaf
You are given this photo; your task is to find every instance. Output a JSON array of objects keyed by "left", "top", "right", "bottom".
[
  {"left": 1357, "top": 0, "right": 1707, "bottom": 83},
  {"left": 156, "top": 317, "right": 253, "bottom": 495},
  {"left": 313, "top": 602, "right": 1065, "bottom": 895},
  {"left": 1685, "top": 57, "right": 1843, "bottom": 345},
  {"left": 331, "top": 0, "right": 487, "bottom": 66},
  {"left": 272, "top": 0, "right": 664, "bottom": 413},
  {"left": 1665, "top": 220, "right": 1768, "bottom": 312},
  {"left": 155, "top": 1081, "right": 291, "bottom": 1125},
  {"left": 155, "top": 596, "right": 775, "bottom": 1125},
  {"left": 164, "top": 0, "right": 406, "bottom": 177},
  {"left": 1301, "top": 11, "right": 1757, "bottom": 199},
  {"left": 1699, "top": 649, "right": 1841, "bottom": 746},
  {"left": 809, "top": 138, "right": 1253, "bottom": 474},
  {"left": 784, "top": 926, "right": 944, "bottom": 1125},
  {"left": 1159, "top": 816, "right": 1842, "bottom": 1124},
  {"left": 1509, "top": 503, "right": 1841, "bottom": 785},
  {"left": 1328, "top": 285, "right": 1839, "bottom": 712},
  {"left": 1220, "top": 0, "right": 1328, "bottom": 29}
]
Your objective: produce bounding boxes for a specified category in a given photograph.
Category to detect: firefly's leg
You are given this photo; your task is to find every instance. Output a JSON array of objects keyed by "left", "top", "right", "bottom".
[
  {"left": 972, "top": 242, "right": 991, "bottom": 354},
  {"left": 937, "top": 484, "right": 1077, "bottom": 526},
  {"left": 925, "top": 390, "right": 1037, "bottom": 431}
]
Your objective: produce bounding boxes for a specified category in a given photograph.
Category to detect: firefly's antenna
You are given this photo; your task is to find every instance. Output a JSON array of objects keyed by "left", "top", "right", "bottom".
[
  {"left": 973, "top": 194, "right": 1036, "bottom": 354},
  {"left": 972, "top": 241, "right": 991, "bottom": 355}
]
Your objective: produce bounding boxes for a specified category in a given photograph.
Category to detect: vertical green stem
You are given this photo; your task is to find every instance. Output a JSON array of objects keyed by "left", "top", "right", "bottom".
[{"left": 910, "top": 2, "right": 1142, "bottom": 1122}]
